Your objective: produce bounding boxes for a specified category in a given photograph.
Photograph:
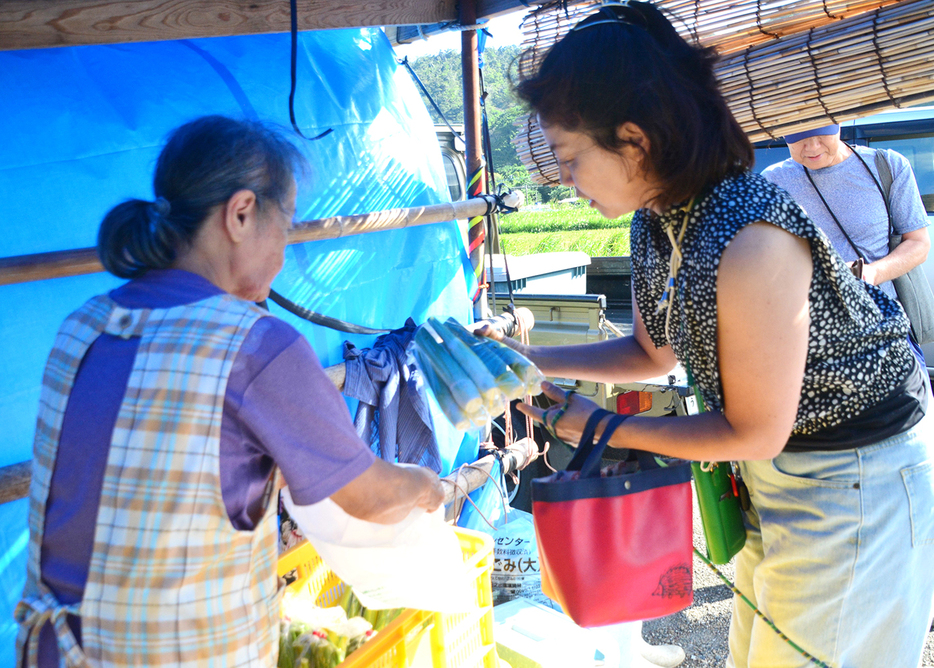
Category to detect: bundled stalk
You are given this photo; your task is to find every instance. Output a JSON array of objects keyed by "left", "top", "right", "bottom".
[
  {"left": 444, "top": 318, "right": 527, "bottom": 400},
  {"left": 425, "top": 318, "right": 506, "bottom": 412},
  {"left": 412, "top": 325, "right": 486, "bottom": 418},
  {"left": 411, "top": 345, "right": 486, "bottom": 431},
  {"left": 411, "top": 318, "right": 544, "bottom": 430}
]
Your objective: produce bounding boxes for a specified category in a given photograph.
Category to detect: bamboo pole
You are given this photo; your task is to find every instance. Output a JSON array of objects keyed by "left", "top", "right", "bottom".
[
  {"left": 442, "top": 438, "right": 538, "bottom": 509},
  {"left": 0, "top": 436, "right": 540, "bottom": 508},
  {"left": 0, "top": 461, "right": 30, "bottom": 506},
  {"left": 0, "top": 195, "right": 511, "bottom": 286}
]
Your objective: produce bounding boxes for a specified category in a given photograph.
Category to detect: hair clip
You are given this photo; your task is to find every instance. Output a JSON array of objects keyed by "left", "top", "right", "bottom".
[{"left": 569, "top": 2, "right": 642, "bottom": 33}]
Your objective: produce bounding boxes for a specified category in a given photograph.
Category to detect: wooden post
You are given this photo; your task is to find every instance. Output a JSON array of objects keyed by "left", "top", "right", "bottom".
[{"left": 461, "top": 0, "right": 488, "bottom": 322}]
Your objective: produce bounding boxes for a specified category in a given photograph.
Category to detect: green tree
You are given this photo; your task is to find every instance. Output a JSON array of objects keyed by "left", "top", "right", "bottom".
[
  {"left": 409, "top": 44, "right": 567, "bottom": 201},
  {"left": 409, "top": 49, "right": 464, "bottom": 124}
]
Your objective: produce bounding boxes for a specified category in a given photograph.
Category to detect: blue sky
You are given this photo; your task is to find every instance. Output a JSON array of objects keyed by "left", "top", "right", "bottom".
[{"left": 391, "top": 9, "right": 527, "bottom": 61}]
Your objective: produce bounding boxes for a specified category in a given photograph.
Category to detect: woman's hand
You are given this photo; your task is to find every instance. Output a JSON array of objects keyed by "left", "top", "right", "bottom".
[
  {"left": 516, "top": 380, "right": 610, "bottom": 449},
  {"left": 407, "top": 464, "right": 446, "bottom": 512},
  {"left": 470, "top": 320, "right": 533, "bottom": 357}
]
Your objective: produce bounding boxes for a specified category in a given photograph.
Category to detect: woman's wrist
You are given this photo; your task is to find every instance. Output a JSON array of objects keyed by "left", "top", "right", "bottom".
[
  {"left": 500, "top": 335, "right": 535, "bottom": 359},
  {"left": 595, "top": 412, "right": 633, "bottom": 448}
]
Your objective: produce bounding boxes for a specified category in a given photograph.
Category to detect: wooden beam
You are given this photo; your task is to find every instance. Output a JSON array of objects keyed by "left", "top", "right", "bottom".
[
  {"left": 476, "top": 0, "right": 557, "bottom": 20},
  {"left": 0, "top": 0, "right": 459, "bottom": 51}
]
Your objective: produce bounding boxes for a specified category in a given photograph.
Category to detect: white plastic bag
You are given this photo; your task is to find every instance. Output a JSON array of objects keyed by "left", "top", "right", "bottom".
[
  {"left": 492, "top": 508, "right": 551, "bottom": 607},
  {"left": 282, "top": 488, "right": 477, "bottom": 612}
]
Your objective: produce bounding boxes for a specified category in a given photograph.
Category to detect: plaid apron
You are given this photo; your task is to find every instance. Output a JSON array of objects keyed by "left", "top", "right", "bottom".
[{"left": 16, "top": 293, "right": 282, "bottom": 667}]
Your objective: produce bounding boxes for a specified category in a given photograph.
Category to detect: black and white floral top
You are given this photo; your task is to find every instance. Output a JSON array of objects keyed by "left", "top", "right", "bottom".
[{"left": 632, "top": 171, "right": 922, "bottom": 447}]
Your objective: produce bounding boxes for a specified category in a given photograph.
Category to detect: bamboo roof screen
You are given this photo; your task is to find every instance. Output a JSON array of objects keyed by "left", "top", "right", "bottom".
[{"left": 513, "top": 0, "right": 934, "bottom": 185}]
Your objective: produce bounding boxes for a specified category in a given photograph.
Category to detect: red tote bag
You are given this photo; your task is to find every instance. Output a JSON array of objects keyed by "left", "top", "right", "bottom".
[{"left": 531, "top": 409, "right": 694, "bottom": 628}]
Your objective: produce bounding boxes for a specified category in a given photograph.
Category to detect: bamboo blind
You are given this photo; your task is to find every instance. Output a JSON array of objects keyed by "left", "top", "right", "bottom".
[
  {"left": 720, "top": 0, "right": 934, "bottom": 141},
  {"left": 517, "top": 0, "right": 907, "bottom": 64},
  {"left": 513, "top": 0, "right": 934, "bottom": 184}
]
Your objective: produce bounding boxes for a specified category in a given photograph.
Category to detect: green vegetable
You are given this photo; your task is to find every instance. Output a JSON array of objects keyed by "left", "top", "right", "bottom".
[
  {"left": 362, "top": 607, "right": 379, "bottom": 627},
  {"left": 278, "top": 621, "right": 296, "bottom": 668},
  {"left": 426, "top": 318, "right": 506, "bottom": 412},
  {"left": 374, "top": 608, "right": 403, "bottom": 632},
  {"left": 337, "top": 586, "right": 353, "bottom": 618},
  {"left": 444, "top": 319, "right": 526, "bottom": 400},
  {"left": 413, "top": 326, "right": 484, "bottom": 414}
]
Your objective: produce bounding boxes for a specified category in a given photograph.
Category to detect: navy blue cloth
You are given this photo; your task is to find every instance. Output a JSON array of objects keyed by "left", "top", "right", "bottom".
[{"left": 342, "top": 318, "right": 441, "bottom": 472}]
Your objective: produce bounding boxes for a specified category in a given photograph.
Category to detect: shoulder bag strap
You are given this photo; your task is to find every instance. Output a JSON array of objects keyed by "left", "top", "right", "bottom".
[
  {"left": 803, "top": 166, "right": 866, "bottom": 260},
  {"left": 871, "top": 148, "right": 896, "bottom": 237},
  {"left": 845, "top": 143, "right": 894, "bottom": 236}
]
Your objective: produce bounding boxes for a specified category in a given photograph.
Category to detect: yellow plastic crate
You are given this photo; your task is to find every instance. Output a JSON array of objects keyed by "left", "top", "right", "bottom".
[{"left": 277, "top": 527, "right": 499, "bottom": 668}]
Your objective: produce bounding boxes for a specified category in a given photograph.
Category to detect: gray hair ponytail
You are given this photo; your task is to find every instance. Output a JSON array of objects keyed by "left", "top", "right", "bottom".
[{"left": 97, "top": 116, "right": 305, "bottom": 278}]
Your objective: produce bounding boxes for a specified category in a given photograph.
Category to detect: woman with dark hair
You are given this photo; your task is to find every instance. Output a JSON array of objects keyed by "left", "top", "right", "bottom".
[
  {"left": 16, "top": 115, "right": 444, "bottom": 668},
  {"left": 487, "top": 3, "right": 934, "bottom": 666}
]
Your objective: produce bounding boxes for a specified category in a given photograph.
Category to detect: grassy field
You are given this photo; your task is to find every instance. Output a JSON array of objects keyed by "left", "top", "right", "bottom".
[{"left": 498, "top": 206, "right": 633, "bottom": 256}]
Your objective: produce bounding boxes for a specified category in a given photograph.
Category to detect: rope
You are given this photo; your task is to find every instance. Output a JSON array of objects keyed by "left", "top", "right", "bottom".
[
  {"left": 443, "top": 461, "right": 510, "bottom": 530},
  {"left": 742, "top": 47, "right": 778, "bottom": 141},
  {"left": 397, "top": 56, "right": 465, "bottom": 140},
  {"left": 820, "top": 0, "right": 840, "bottom": 20},
  {"left": 266, "top": 289, "right": 391, "bottom": 334},
  {"left": 467, "top": 164, "right": 488, "bottom": 304},
  {"left": 524, "top": 117, "right": 562, "bottom": 185},
  {"left": 288, "top": 0, "right": 333, "bottom": 142},
  {"left": 754, "top": 0, "right": 782, "bottom": 40},
  {"left": 692, "top": 549, "right": 834, "bottom": 668},
  {"left": 658, "top": 198, "right": 695, "bottom": 343}
]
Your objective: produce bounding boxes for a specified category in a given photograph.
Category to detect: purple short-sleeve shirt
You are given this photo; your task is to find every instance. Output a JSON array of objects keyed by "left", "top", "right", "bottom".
[{"left": 35, "top": 269, "right": 375, "bottom": 667}]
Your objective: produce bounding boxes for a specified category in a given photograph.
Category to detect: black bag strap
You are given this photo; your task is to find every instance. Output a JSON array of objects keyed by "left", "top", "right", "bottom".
[
  {"left": 803, "top": 144, "right": 894, "bottom": 259},
  {"left": 803, "top": 168, "right": 864, "bottom": 260}
]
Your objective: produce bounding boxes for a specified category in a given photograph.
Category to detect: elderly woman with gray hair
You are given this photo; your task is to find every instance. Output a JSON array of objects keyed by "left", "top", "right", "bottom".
[{"left": 16, "top": 115, "right": 444, "bottom": 668}]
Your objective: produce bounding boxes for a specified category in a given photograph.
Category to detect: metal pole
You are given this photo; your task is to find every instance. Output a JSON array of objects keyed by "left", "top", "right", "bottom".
[{"left": 460, "top": 0, "right": 488, "bottom": 322}]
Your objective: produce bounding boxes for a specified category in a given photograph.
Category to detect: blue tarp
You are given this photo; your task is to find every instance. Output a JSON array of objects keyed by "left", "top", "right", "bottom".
[{"left": 0, "top": 28, "right": 478, "bottom": 666}]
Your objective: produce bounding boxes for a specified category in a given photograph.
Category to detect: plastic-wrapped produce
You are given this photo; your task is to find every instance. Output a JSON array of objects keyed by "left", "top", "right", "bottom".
[
  {"left": 425, "top": 318, "right": 506, "bottom": 412},
  {"left": 443, "top": 318, "right": 526, "bottom": 400},
  {"left": 279, "top": 589, "right": 378, "bottom": 668},
  {"left": 411, "top": 346, "right": 489, "bottom": 430},
  {"left": 409, "top": 318, "right": 545, "bottom": 430},
  {"left": 413, "top": 325, "right": 484, "bottom": 415},
  {"left": 480, "top": 336, "right": 545, "bottom": 397}
]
